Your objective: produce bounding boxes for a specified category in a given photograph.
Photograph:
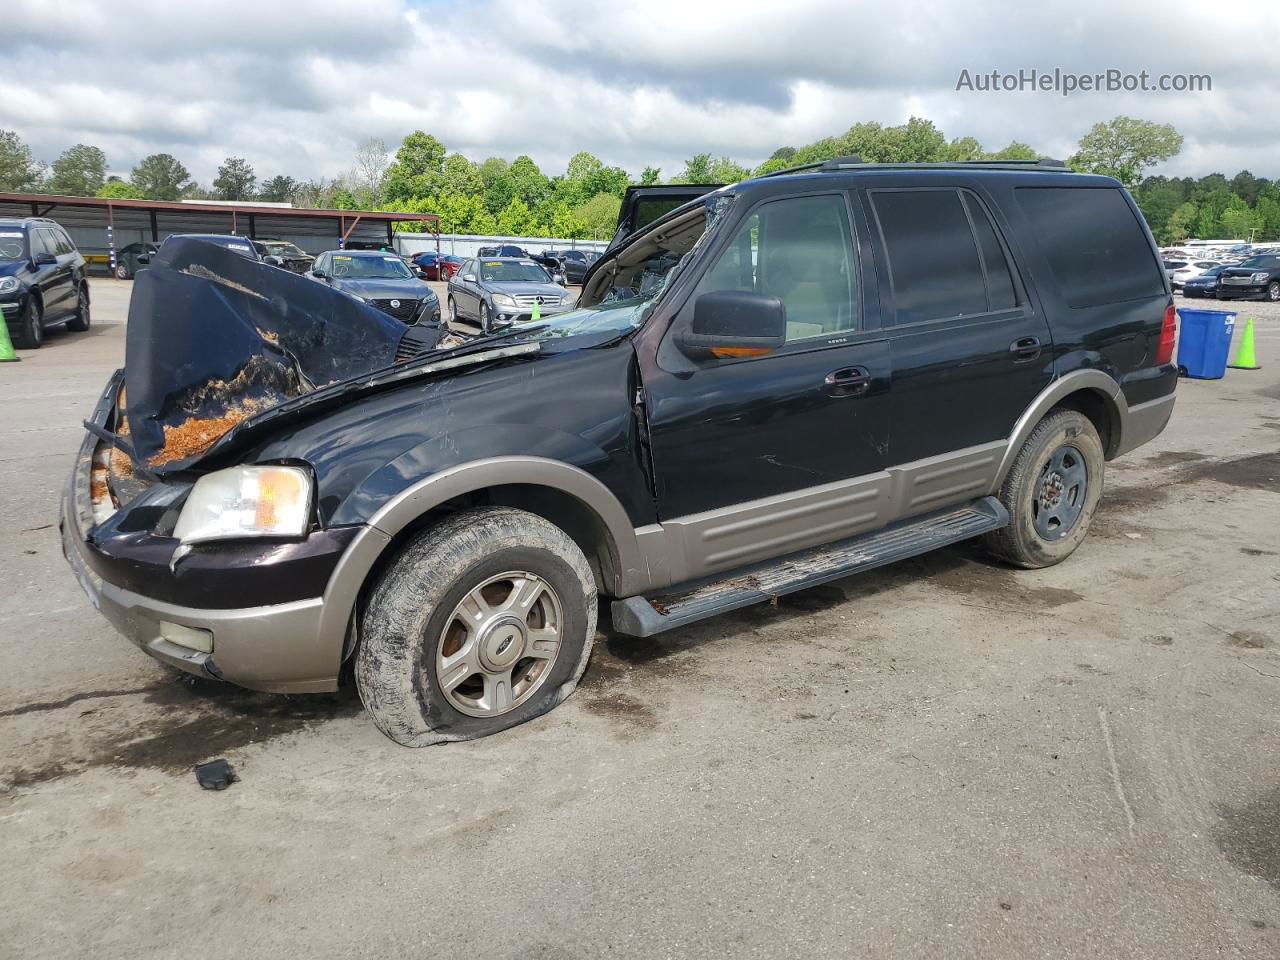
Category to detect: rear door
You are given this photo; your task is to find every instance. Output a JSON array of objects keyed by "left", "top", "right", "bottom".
[{"left": 863, "top": 185, "right": 1052, "bottom": 504}]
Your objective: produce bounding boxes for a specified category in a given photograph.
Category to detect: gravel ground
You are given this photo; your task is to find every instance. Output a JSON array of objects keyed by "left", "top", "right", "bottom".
[{"left": 1, "top": 280, "right": 1278, "bottom": 959}]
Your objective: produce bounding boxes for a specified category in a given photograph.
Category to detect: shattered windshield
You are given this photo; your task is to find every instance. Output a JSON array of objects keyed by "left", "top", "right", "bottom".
[
  {"left": 330, "top": 255, "right": 414, "bottom": 279},
  {"left": 263, "top": 241, "right": 306, "bottom": 257},
  {"left": 0, "top": 232, "right": 26, "bottom": 260}
]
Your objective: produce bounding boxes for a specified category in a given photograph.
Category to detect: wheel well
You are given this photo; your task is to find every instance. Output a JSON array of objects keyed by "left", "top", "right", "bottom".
[{"left": 1051, "top": 389, "right": 1119, "bottom": 459}]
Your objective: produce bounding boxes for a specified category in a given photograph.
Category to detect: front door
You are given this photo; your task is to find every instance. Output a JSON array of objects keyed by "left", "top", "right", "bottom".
[{"left": 642, "top": 191, "right": 896, "bottom": 580}]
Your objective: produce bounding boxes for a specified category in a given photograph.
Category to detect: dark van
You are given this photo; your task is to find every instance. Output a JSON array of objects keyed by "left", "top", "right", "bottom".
[{"left": 61, "top": 157, "right": 1175, "bottom": 745}]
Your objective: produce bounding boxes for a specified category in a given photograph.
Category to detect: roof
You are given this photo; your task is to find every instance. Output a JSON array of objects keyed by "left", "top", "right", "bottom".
[{"left": 0, "top": 191, "right": 438, "bottom": 225}]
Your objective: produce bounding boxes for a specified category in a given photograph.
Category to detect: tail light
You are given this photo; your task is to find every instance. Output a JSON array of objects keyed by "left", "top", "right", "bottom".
[{"left": 1155, "top": 303, "right": 1177, "bottom": 365}]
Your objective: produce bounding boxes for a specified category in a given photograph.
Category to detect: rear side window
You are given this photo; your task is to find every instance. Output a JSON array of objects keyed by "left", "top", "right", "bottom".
[
  {"left": 1017, "top": 187, "right": 1164, "bottom": 307},
  {"left": 962, "top": 193, "right": 1017, "bottom": 310},
  {"left": 870, "top": 189, "right": 987, "bottom": 324}
]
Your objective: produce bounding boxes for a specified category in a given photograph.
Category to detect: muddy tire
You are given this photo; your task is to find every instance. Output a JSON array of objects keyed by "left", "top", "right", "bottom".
[
  {"left": 13, "top": 298, "right": 43, "bottom": 349},
  {"left": 66, "top": 286, "right": 90, "bottom": 332},
  {"left": 983, "top": 409, "right": 1104, "bottom": 569},
  {"left": 355, "top": 507, "right": 598, "bottom": 746}
]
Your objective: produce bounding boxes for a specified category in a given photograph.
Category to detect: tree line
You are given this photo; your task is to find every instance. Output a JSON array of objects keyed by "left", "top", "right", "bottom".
[{"left": 1, "top": 117, "right": 1276, "bottom": 243}]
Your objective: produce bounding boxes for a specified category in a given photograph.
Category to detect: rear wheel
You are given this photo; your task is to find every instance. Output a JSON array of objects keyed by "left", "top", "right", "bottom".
[
  {"left": 356, "top": 507, "right": 598, "bottom": 746},
  {"left": 13, "top": 298, "right": 43, "bottom": 349},
  {"left": 984, "top": 409, "right": 1104, "bottom": 569},
  {"left": 479, "top": 301, "right": 491, "bottom": 334},
  {"left": 66, "top": 286, "right": 90, "bottom": 332},
  {"left": 447, "top": 294, "right": 459, "bottom": 323}
]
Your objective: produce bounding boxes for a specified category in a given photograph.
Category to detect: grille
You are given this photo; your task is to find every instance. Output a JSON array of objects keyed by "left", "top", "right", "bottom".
[
  {"left": 510, "top": 293, "right": 559, "bottom": 307},
  {"left": 371, "top": 298, "right": 420, "bottom": 321}
]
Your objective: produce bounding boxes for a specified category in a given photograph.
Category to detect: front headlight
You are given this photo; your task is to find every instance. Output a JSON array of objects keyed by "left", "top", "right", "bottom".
[
  {"left": 0, "top": 277, "right": 17, "bottom": 294},
  {"left": 492, "top": 293, "right": 516, "bottom": 308},
  {"left": 173, "top": 465, "right": 312, "bottom": 544},
  {"left": 1252, "top": 272, "right": 1269, "bottom": 283},
  {"left": 559, "top": 294, "right": 575, "bottom": 305}
]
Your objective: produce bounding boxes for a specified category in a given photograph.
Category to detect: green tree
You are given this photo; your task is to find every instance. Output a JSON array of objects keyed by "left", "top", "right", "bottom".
[
  {"left": 709, "top": 157, "right": 751, "bottom": 183},
  {"left": 640, "top": 165, "right": 662, "bottom": 185},
  {"left": 1163, "top": 201, "right": 1197, "bottom": 244},
  {"left": 384, "top": 131, "right": 447, "bottom": 201},
  {"left": 1221, "top": 195, "right": 1263, "bottom": 240},
  {"left": 437, "top": 153, "right": 482, "bottom": 196},
  {"left": 678, "top": 154, "right": 713, "bottom": 183},
  {"left": 496, "top": 196, "right": 540, "bottom": 236},
  {"left": 572, "top": 192, "right": 623, "bottom": 241},
  {"left": 48, "top": 144, "right": 107, "bottom": 196},
  {"left": 1229, "top": 170, "right": 1268, "bottom": 207},
  {"left": 1256, "top": 185, "right": 1280, "bottom": 241},
  {"left": 0, "top": 129, "right": 43, "bottom": 191},
  {"left": 97, "top": 180, "right": 144, "bottom": 199},
  {"left": 941, "top": 136, "right": 984, "bottom": 161},
  {"left": 258, "top": 175, "right": 298, "bottom": 203},
  {"left": 131, "top": 153, "right": 192, "bottom": 200},
  {"left": 1068, "top": 116, "right": 1182, "bottom": 186},
  {"left": 508, "top": 155, "right": 550, "bottom": 208},
  {"left": 985, "top": 141, "right": 1039, "bottom": 161},
  {"left": 213, "top": 156, "right": 256, "bottom": 200}
]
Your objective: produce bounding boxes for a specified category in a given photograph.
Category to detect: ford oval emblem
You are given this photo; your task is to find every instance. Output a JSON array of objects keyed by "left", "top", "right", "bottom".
[{"left": 390, "top": 299, "right": 400, "bottom": 308}]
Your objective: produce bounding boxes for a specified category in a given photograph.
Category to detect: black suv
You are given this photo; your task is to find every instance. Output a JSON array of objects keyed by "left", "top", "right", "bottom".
[
  {"left": 1216, "top": 254, "right": 1280, "bottom": 301},
  {"left": 0, "top": 217, "right": 91, "bottom": 349},
  {"left": 61, "top": 159, "right": 1176, "bottom": 747}
]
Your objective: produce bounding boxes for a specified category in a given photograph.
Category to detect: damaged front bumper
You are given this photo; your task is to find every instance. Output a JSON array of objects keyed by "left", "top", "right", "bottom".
[{"left": 57, "top": 376, "right": 361, "bottom": 694}]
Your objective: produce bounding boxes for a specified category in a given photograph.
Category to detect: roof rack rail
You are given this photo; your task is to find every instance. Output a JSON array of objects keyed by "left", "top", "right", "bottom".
[{"left": 763, "top": 155, "right": 1070, "bottom": 177}]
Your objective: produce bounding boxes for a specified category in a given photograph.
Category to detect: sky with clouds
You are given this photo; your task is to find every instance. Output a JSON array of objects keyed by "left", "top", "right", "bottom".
[{"left": 2, "top": 0, "right": 1277, "bottom": 186}]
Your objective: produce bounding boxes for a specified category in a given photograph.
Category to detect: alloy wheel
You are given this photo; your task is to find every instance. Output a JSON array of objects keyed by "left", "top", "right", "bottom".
[{"left": 434, "top": 572, "right": 564, "bottom": 717}]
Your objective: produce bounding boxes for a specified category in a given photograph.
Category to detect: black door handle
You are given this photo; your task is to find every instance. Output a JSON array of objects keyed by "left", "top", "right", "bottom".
[
  {"left": 1009, "top": 336, "right": 1041, "bottom": 361},
  {"left": 824, "top": 366, "right": 871, "bottom": 396}
]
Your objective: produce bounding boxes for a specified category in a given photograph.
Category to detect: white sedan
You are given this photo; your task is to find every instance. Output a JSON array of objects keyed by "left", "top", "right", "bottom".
[{"left": 1169, "top": 260, "right": 1223, "bottom": 290}]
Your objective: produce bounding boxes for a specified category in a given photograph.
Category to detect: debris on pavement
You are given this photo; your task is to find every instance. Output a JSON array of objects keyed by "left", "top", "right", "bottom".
[{"left": 194, "top": 758, "right": 239, "bottom": 791}]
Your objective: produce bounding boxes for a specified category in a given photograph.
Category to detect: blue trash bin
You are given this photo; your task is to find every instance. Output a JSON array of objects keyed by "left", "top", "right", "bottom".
[{"left": 1176, "top": 307, "right": 1236, "bottom": 379}]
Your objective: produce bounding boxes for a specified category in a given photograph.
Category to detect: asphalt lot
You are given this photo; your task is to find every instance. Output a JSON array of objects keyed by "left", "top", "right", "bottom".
[{"left": 2, "top": 280, "right": 1279, "bottom": 959}]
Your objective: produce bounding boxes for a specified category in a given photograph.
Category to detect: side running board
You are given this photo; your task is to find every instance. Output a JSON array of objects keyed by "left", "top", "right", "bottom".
[{"left": 611, "top": 497, "right": 1008, "bottom": 637}]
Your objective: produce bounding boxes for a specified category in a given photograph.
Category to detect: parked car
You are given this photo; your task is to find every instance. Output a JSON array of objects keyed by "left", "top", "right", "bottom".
[
  {"left": 436, "top": 254, "right": 466, "bottom": 280},
  {"left": 528, "top": 251, "right": 567, "bottom": 284},
  {"left": 252, "top": 238, "right": 315, "bottom": 274},
  {"left": 1168, "top": 259, "right": 1222, "bottom": 290},
  {"left": 410, "top": 250, "right": 446, "bottom": 280},
  {"left": 1181, "top": 264, "right": 1228, "bottom": 298},
  {"left": 115, "top": 241, "right": 160, "bottom": 280},
  {"left": 550, "top": 249, "right": 600, "bottom": 284},
  {"left": 61, "top": 158, "right": 1176, "bottom": 746},
  {"left": 309, "top": 250, "right": 440, "bottom": 324},
  {"left": 1216, "top": 254, "right": 1280, "bottom": 301},
  {"left": 446, "top": 256, "right": 575, "bottom": 331},
  {"left": 477, "top": 244, "right": 528, "bottom": 258},
  {"left": 0, "top": 216, "right": 91, "bottom": 349}
]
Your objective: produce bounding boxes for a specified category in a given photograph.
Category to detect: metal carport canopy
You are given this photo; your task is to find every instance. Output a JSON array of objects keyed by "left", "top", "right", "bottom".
[{"left": 0, "top": 192, "right": 440, "bottom": 261}]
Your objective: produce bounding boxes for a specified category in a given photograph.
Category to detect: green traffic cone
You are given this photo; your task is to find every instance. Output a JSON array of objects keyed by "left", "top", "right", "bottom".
[
  {"left": 1229, "top": 316, "right": 1260, "bottom": 370},
  {"left": 530, "top": 299, "right": 541, "bottom": 323},
  {"left": 0, "top": 314, "right": 20, "bottom": 362}
]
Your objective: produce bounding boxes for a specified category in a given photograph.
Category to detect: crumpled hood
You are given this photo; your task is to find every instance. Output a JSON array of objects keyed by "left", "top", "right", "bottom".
[
  {"left": 330, "top": 277, "right": 436, "bottom": 301},
  {"left": 124, "top": 238, "right": 435, "bottom": 472}
]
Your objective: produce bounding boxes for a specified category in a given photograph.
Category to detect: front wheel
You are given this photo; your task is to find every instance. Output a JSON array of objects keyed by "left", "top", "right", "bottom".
[
  {"left": 983, "top": 409, "right": 1104, "bottom": 569},
  {"left": 114, "top": 262, "right": 130, "bottom": 280},
  {"left": 356, "top": 507, "right": 598, "bottom": 746},
  {"left": 478, "top": 301, "right": 491, "bottom": 333},
  {"left": 13, "top": 298, "right": 43, "bottom": 349},
  {"left": 1267, "top": 280, "right": 1279, "bottom": 302}
]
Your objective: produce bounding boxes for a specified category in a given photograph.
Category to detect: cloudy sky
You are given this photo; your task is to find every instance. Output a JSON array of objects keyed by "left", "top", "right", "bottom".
[{"left": 3, "top": 0, "right": 1277, "bottom": 186}]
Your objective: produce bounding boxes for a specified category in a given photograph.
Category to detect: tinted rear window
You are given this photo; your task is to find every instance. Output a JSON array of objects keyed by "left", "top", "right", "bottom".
[
  {"left": 1017, "top": 187, "right": 1164, "bottom": 307},
  {"left": 871, "top": 189, "right": 987, "bottom": 323}
]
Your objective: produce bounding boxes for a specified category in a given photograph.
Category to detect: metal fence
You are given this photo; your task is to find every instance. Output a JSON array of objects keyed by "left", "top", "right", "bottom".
[{"left": 393, "top": 232, "right": 609, "bottom": 259}]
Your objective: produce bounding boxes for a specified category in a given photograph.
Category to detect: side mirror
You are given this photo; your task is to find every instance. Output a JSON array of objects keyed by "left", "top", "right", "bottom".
[
  {"left": 461, "top": 273, "right": 476, "bottom": 283},
  {"left": 263, "top": 255, "right": 283, "bottom": 267},
  {"left": 136, "top": 254, "right": 151, "bottom": 265},
  {"left": 312, "top": 269, "right": 328, "bottom": 280},
  {"left": 676, "top": 290, "right": 786, "bottom": 360},
  {"left": 34, "top": 251, "right": 57, "bottom": 266}
]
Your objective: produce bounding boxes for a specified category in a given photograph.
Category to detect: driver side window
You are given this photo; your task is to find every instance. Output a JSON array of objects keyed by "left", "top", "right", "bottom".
[{"left": 692, "top": 193, "right": 858, "bottom": 342}]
